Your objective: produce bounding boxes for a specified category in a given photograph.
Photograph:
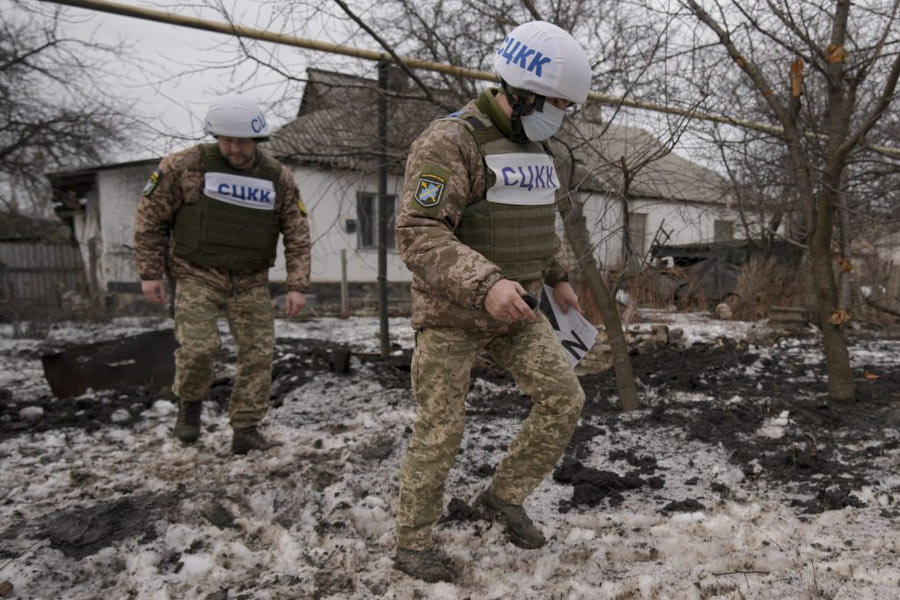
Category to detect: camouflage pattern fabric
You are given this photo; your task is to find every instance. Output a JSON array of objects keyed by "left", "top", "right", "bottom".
[
  {"left": 134, "top": 144, "right": 311, "bottom": 294},
  {"left": 394, "top": 89, "right": 570, "bottom": 334},
  {"left": 172, "top": 277, "right": 274, "bottom": 429},
  {"left": 396, "top": 315, "right": 585, "bottom": 551}
]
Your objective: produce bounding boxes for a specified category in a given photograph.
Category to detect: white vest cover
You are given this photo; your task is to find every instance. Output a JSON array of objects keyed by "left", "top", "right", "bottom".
[
  {"left": 484, "top": 152, "right": 559, "bottom": 206},
  {"left": 203, "top": 172, "right": 276, "bottom": 210}
]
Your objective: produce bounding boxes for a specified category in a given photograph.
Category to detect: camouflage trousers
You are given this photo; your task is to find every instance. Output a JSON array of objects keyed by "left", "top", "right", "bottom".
[
  {"left": 396, "top": 314, "right": 585, "bottom": 550},
  {"left": 172, "top": 277, "right": 274, "bottom": 429}
]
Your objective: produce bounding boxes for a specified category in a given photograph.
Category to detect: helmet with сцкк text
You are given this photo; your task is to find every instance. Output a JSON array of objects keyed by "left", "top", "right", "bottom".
[
  {"left": 204, "top": 95, "right": 270, "bottom": 140},
  {"left": 493, "top": 21, "right": 592, "bottom": 106}
]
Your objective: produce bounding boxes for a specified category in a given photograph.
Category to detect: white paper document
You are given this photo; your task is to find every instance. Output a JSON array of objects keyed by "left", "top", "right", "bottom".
[{"left": 540, "top": 284, "right": 599, "bottom": 367}]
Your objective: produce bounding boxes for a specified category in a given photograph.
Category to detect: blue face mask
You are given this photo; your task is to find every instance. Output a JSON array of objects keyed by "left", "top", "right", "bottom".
[{"left": 521, "top": 102, "right": 565, "bottom": 141}]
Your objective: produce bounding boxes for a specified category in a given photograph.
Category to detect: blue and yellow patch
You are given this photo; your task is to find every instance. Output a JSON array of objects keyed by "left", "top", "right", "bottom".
[
  {"left": 142, "top": 169, "right": 161, "bottom": 196},
  {"left": 415, "top": 173, "right": 446, "bottom": 208},
  {"left": 296, "top": 188, "right": 307, "bottom": 215}
]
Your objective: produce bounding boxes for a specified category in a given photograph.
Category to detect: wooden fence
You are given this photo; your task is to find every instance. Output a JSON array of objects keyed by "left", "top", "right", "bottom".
[{"left": 0, "top": 241, "right": 86, "bottom": 318}]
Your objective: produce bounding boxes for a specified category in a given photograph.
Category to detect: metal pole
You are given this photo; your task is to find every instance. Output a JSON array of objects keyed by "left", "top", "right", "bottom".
[
  {"left": 377, "top": 60, "right": 390, "bottom": 358},
  {"left": 340, "top": 248, "right": 349, "bottom": 315}
]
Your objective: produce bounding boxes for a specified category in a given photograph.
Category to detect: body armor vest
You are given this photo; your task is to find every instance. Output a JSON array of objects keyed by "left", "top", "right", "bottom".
[
  {"left": 446, "top": 111, "right": 559, "bottom": 282},
  {"left": 173, "top": 143, "right": 282, "bottom": 271}
]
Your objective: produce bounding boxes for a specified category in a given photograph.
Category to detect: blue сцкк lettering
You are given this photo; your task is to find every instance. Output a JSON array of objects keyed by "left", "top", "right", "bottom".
[
  {"left": 251, "top": 114, "right": 268, "bottom": 134},
  {"left": 500, "top": 164, "right": 558, "bottom": 191},
  {"left": 217, "top": 184, "right": 273, "bottom": 203},
  {"left": 496, "top": 36, "right": 552, "bottom": 77}
]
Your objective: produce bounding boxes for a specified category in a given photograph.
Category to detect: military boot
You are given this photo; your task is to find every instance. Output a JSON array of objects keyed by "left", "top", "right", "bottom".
[
  {"left": 173, "top": 400, "right": 202, "bottom": 444},
  {"left": 394, "top": 547, "right": 456, "bottom": 583},
  {"left": 477, "top": 488, "right": 547, "bottom": 549},
  {"left": 231, "top": 426, "right": 282, "bottom": 455}
]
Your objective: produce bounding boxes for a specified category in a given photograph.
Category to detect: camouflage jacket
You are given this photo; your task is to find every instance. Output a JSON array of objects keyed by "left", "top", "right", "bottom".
[
  {"left": 395, "top": 89, "right": 569, "bottom": 332},
  {"left": 134, "top": 144, "right": 311, "bottom": 294}
]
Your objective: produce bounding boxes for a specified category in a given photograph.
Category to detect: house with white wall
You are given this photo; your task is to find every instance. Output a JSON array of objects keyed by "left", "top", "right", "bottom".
[
  {"left": 47, "top": 68, "right": 748, "bottom": 312},
  {"left": 559, "top": 119, "right": 746, "bottom": 270}
]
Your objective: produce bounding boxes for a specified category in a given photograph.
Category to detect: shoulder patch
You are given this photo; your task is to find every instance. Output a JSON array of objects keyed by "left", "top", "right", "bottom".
[
  {"left": 296, "top": 187, "right": 307, "bottom": 215},
  {"left": 142, "top": 169, "right": 162, "bottom": 196},
  {"left": 415, "top": 173, "right": 446, "bottom": 208}
]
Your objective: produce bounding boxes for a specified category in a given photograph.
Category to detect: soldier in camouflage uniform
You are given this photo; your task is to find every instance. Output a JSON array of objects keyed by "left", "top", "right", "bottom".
[
  {"left": 134, "top": 95, "right": 311, "bottom": 455},
  {"left": 393, "top": 22, "right": 593, "bottom": 582}
]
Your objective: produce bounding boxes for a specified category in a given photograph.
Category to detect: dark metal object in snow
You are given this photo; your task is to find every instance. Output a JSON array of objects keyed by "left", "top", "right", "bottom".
[
  {"left": 310, "top": 346, "right": 352, "bottom": 373},
  {"left": 41, "top": 329, "right": 177, "bottom": 398},
  {"left": 647, "top": 239, "right": 797, "bottom": 305},
  {"left": 768, "top": 306, "right": 810, "bottom": 331}
]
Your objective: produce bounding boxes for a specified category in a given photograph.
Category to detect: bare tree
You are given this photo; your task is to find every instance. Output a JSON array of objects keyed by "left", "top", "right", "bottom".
[
  {"left": 0, "top": 0, "right": 134, "bottom": 216},
  {"left": 667, "top": 0, "right": 900, "bottom": 402}
]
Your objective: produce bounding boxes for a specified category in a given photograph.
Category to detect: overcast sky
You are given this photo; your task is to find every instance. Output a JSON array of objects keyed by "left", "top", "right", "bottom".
[
  {"left": 22, "top": 0, "right": 723, "bottom": 170},
  {"left": 30, "top": 0, "right": 379, "bottom": 160}
]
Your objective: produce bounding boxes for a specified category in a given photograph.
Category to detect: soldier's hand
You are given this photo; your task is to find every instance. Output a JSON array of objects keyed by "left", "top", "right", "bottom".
[
  {"left": 284, "top": 291, "right": 306, "bottom": 317},
  {"left": 484, "top": 279, "right": 536, "bottom": 323},
  {"left": 141, "top": 280, "right": 167, "bottom": 304}
]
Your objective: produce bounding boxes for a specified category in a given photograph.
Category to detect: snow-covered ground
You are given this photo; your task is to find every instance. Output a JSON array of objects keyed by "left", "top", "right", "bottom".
[{"left": 0, "top": 312, "right": 898, "bottom": 599}]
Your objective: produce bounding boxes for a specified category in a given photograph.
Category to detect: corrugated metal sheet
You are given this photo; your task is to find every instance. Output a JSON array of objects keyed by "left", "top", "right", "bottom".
[{"left": 0, "top": 241, "right": 85, "bottom": 309}]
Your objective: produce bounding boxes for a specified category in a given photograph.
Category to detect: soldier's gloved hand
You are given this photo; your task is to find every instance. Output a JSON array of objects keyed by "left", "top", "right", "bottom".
[{"left": 484, "top": 279, "right": 536, "bottom": 323}]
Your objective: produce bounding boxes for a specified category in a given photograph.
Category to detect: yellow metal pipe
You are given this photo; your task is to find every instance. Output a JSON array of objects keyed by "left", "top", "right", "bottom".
[{"left": 43, "top": 0, "right": 497, "bottom": 81}]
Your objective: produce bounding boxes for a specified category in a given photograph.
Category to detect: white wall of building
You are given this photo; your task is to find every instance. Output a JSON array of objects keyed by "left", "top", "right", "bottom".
[
  {"left": 581, "top": 191, "right": 747, "bottom": 268},
  {"left": 86, "top": 159, "right": 753, "bottom": 295},
  {"left": 90, "top": 160, "right": 413, "bottom": 290},
  {"left": 289, "top": 165, "right": 411, "bottom": 284},
  {"left": 70, "top": 185, "right": 102, "bottom": 295},
  {"left": 98, "top": 164, "right": 156, "bottom": 290}
]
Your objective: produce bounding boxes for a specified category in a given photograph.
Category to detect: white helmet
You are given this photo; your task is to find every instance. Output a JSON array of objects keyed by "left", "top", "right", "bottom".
[
  {"left": 204, "top": 94, "right": 270, "bottom": 139},
  {"left": 492, "top": 21, "right": 591, "bottom": 105}
]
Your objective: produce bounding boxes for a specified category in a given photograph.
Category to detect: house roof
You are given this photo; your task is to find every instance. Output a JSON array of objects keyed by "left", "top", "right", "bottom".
[
  {"left": 272, "top": 68, "right": 728, "bottom": 204},
  {"left": 46, "top": 68, "right": 727, "bottom": 207},
  {"left": 265, "top": 67, "right": 449, "bottom": 173},
  {"left": 558, "top": 120, "right": 730, "bottom": 205}
]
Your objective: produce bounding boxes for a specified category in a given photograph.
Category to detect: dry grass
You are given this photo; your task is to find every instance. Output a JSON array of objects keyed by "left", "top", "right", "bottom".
[{"left": 730, "top": 256, "right": 808, "bottom": 320}]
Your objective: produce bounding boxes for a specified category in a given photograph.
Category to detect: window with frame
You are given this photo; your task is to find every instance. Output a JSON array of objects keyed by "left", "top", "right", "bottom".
[
  {"left": 714, "top": 219, "right": 735, "bottom": 242},
  {"left": 356, "top": 192, "right": 396, "bottom": 249}
]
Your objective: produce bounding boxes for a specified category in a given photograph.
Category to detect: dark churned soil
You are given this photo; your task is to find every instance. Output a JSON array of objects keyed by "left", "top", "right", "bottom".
[
  {"left": 568, "top": 333, "right": 900, "bottom": 515},
  {"left": 1, "top": 324, "right": 898, "bottom": 566},
  {"left": 461, "top": 330, "right": 899, "bottom": 516}
]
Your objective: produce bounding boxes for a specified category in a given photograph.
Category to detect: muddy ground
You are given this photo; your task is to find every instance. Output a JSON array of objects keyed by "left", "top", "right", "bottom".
[
  {"left": 3, "top": 325, "right": 898, "bottom": 530},
  {"left": 2, "top": 317, "right": 900, "bottom": 598}
]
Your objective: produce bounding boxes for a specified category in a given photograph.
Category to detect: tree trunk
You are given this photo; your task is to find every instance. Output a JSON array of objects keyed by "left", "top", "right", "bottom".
[
  {"left": 809, "top": 187, "right": 856, "bottom": 402},
  {"left": 837, "top": 197, "right": 855, "bottom": 312},
  {"left": 787, "top": 150, "right": 855, "bottom": 403},
  {"left": 815, "top": 4, "right": 856, "bottom": 402},
  {"left": 557, "top": 189, "right": 640, "bottom": 411}
]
